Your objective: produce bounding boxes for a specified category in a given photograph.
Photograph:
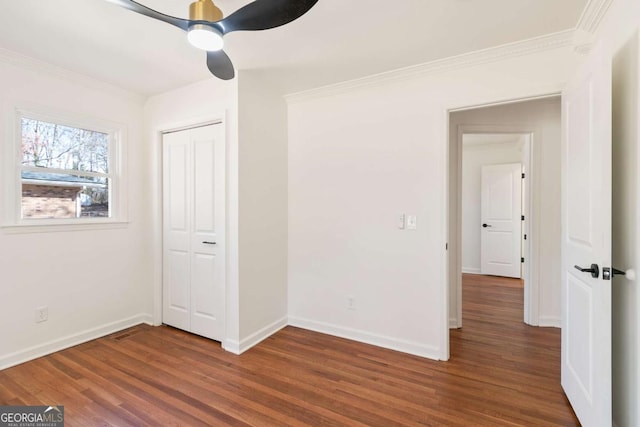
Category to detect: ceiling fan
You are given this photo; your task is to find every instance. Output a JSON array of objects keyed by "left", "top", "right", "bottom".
[{"left": 106, "top": 0, "right": 319, "bottom": 80}]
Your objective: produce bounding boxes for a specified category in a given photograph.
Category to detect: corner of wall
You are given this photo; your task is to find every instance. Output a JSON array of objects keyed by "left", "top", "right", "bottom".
[{"left": 236, "top": 71, "right": 289, "bottom": 343}]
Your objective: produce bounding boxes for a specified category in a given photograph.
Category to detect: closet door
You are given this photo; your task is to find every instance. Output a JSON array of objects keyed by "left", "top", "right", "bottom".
[{"left": 162, "top": 124, "right": 225, "bottom": 341}]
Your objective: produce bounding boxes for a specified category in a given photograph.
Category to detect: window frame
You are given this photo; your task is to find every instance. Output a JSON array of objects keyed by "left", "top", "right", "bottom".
[{"left": 4, "top": 107, "right": 127, "bottom": 230}]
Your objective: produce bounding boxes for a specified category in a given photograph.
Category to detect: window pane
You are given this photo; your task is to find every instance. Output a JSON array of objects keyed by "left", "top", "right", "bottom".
[
  {"left": 21, "top": 171, "right": 110, "bottom": 219},
  {"left": 21, "top": 117, "right": 109, "bottom": 173}
]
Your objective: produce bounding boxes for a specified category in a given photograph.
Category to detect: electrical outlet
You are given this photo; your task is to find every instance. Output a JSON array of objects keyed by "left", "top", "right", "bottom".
[
  {"left": 347, "top": 296, "right": 356, "bottom": 311},
  {"left": 35, "top": 306, "right": 48, "bottom": 323}
]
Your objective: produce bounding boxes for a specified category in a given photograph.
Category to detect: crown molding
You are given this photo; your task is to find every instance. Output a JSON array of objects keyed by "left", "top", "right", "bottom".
[
  {"left": 576, "top": 0, "right": 614, "bottom": 34},
  {"left": 0, "top": 47, "right": 146, "bottom": 105},
  {"left": 285, "top": 30, "right": 574, "bottom": 104}
]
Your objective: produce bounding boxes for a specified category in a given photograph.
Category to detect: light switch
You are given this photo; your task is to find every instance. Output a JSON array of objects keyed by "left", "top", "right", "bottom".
[
  {"left": 407, "top": 215, "right": 417, "bottom": 230},
  {"left": 398, "top": 214, "right": 406, "bottom": 229}
]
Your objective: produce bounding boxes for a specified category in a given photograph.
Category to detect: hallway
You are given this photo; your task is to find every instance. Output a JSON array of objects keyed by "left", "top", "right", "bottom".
[{"left": 448, "top": 274, "right": 579, "bottom": 425}]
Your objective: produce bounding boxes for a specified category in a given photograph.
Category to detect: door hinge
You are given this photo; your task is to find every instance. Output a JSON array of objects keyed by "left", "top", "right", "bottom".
[
  {"left": 521, "top": 215, "right": 525, "bottom": 221},
  {"left": 524, "top": 234, "right": 527, "bottom": 240},
  {"left": 446, "top": 243, "right": 448, "bottom": 250},
  {"left": 522, "top": 173, "right": 525, "bottom": 179},
  {"left": 521, "top": 257, "right": 525, "bottom": 263}
]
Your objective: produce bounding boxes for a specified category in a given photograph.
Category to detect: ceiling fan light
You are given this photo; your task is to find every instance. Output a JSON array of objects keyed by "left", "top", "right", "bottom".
[{"left": 187, "top": 24, "right": 224, "bottom": 51}]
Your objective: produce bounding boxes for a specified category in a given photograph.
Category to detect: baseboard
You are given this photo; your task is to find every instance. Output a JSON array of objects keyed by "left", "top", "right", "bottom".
[
  {"left": 461, "top": 267, "right": 482, "bottom": 274},
  {"left": 449, "top": 317, "right": 461, "bottom": 329},
  {"left": 538, "top": 315, "right": 561, "bottom": 328},
  {"left": 288, "top": 316, "right": 440, "bottom": 360},
  {"left": 0, "top": 313, "right": 154, "bottom": 370},
  {"left": 223, "top": 316, "right": 288, "bottom": 355}
]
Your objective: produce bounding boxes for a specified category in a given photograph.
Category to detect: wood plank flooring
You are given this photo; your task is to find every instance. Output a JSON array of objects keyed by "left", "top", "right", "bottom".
[{"left": 0, "top": 274, "right": 579, "bottom": 426}]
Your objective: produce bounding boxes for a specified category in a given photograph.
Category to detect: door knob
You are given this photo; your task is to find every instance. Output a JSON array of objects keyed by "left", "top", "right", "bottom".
[
  {"left": 603, "top": 267, "right": 635, "bottom": 280},
  {"left": 574, "top": 264, "right": 600, "bottom": 278},
  {"left": 482, "top": 223, "right": 492, "bottom": 228}
]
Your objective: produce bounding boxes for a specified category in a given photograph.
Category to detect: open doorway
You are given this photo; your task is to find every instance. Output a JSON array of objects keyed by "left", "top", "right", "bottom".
[
  {"left": 461, "top": 133, "right": 528, "bottom": 278},
  {"left": 448, "top": 97, "right": 562, "bottom": 338}
]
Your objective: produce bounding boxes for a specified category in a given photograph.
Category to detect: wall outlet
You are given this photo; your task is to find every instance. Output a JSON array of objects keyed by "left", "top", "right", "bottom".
[
  {"left": 35, "top": 306, "right": 48, "bottom": 323},
  {"left": 347, "top": 296, "right": 356, "bottom": 311}
]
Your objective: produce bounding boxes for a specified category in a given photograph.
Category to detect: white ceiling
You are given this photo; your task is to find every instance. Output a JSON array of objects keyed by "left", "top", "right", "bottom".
[{"left": 0, "top": 0, "right": 588, "bottom": 96}]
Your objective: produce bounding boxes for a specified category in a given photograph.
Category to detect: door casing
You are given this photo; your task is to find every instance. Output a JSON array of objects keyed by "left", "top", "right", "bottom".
[
  {"left": 151, "top": 113, "right": 229, "bottom": 347},
  {"left": 450, "top": 124, "right": 535, "bottom": 329}
]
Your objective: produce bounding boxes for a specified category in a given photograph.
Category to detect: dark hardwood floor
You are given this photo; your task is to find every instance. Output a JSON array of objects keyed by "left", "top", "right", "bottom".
[{"left": 0, "top": 274, "right": 579, "bottom": 426}]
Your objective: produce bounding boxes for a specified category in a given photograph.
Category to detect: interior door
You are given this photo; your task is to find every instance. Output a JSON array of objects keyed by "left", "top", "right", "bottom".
[
  {"left": 480, "top": 163, "right": 522, "bottom": 278},
  {"left": 561, "top": 43, "right": 612, "bottom": 427},
  {"left": 163, "top": 134, "right": 191, "bottom": 331},
  {"left": 163, "top": 123, "right": 225, "bottom": 342}
]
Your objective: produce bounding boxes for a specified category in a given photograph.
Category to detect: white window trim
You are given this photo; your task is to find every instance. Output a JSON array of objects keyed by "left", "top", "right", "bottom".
[{"left": 2, "top": 106, "right": 128, "bottom": 231}]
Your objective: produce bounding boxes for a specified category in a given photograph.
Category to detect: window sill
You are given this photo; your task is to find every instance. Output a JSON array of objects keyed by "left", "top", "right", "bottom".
[{"left": 1, "top": 220, "right": 130, "bottom": 234}]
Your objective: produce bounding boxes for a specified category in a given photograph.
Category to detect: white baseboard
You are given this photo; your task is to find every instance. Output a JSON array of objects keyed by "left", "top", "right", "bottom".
[
  {"left": 461, "top": 267, "right": 482, "bottom": 274},
  {"left": 288, "top": 316, "right": 440, "bottom": 361},
  {"left": 223, "top": 316, "right": 288, "bottom": 355},
  {"left": 0, "top": 313, "right": 154, "bottom": 370},
  {"left": 538, "top": 315, "right": 561, "bottom": 328},
  {"left": 449, "top": 317, "right": 461, "bottom": 329}
]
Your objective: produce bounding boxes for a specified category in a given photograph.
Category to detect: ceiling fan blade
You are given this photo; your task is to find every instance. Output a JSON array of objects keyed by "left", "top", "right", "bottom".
[
  {"left": 206, "top": 50, "right": 235, "bottom": 80},
  {"left": 218, "top": 0, "right": 319, "bottom": 34},
  {"left": 105, "top": 0, "right": 190, "bottom": 31}
]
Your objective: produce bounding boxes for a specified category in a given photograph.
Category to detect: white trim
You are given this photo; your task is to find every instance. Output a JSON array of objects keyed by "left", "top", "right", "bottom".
[
  {"left": 0, "top": 47, "right": 145, "bottom": 104},
  {"left": 449, "top": 318, "right": 460, "bottom": 329},
  {"left": 289, "top": 316, "right": 441, "bottom": 361},
  {"left": 440, "top": 105, "right": 451, "bottom": 360},
  {"left": 462, "top": 267, "right": 482, "bottom": 274},
  {"left": 222, "top": 339, "right": 241, "bottom": 354},
  {"left": 0, "top": 314, "right": 153, "bottom": 370},
  {"left": 449, "top": 93, "right": 562, "bottom": 114},
  {"left": 223, "top": 316, "right": 288, "bottom": 355},
  {"left": 453, "top": 124, "right": 539, "bottom": 327},
  {"left": 285, "top": 30, "right": 574, "bottom": 104},
  {"left": 576, "top": 0, "right": 614, "bottom": 34},
  {"left": 538, "top": 316, "right": 561, "bottom": 328},
  {"left": 1, "top": 221, "right": 129, "bottom": 234}
]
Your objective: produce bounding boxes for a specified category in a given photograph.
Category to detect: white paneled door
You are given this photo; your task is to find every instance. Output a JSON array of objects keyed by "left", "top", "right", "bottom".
[
  {"left": 480, "top": 163, "right": 522, "bottom": 278},
  {"left": 561, "top": 43, "right": 612, "bottom": 427},
  {"left": 163, "top": 124, "right": 225, "bottom": 342}
]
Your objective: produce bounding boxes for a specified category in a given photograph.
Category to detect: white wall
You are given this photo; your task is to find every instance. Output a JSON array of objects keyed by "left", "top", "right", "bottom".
[
  {"left": 0, "top": 55, "right": 151, "bottom": 369},
  {"left": 236, "top": 70, "right": 288, "bottom": 349},
  {"left": 461, "top": 138, "right": 525, "bottom": 273},
  {"left": 287, "top": 45, "right": 580, "bottom": 360},
  {"left": 450, "top": 98, "right": 562, "bottom": 327},
  {"left": 143, "top": 77, "right": 241, "bottom": 348},
  {"left": 611, "top": 26, "right": 640, "bottom": 427},
  {"left": 144, "top": 71, "right": 288, "bottom": 354}
]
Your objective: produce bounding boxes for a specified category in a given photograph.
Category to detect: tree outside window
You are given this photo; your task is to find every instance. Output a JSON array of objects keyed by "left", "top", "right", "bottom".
[{"left": 20, "top": 117, "right": 113, "bottom": 220}]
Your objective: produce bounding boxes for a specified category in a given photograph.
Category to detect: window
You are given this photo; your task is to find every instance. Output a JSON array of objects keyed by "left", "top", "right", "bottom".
[{"left": 14, "top": 112, "right": 123, "bottom": 225}]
